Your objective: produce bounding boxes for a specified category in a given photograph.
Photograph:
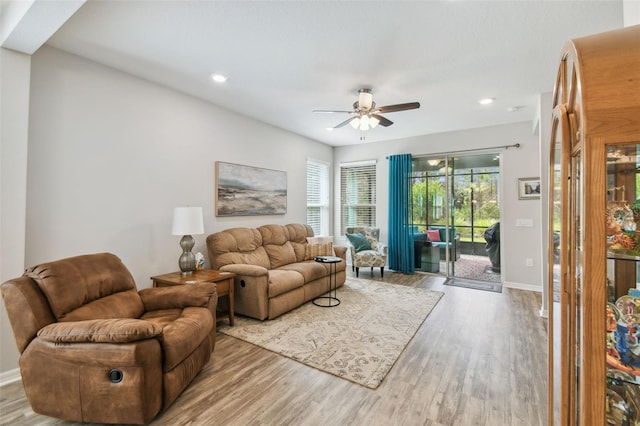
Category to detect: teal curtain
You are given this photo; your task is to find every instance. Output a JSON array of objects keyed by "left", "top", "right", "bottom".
[{"left": 388, "top": 153, "right": 414, "bottom": 274}]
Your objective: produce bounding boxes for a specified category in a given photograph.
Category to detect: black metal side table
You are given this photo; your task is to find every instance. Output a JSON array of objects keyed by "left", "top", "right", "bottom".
[{"left": 313, "top": 255, "right": 342, "bottom": 307}]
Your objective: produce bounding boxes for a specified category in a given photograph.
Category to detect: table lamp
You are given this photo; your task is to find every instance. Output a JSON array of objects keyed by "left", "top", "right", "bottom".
[{"left": 171, "top": 206, "right": 204, "bottom": 275}]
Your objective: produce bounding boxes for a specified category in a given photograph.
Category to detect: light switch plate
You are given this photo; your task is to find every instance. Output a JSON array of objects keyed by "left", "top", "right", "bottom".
[{"left": 516, "top": 218, "right": 534, "bottom": 227}]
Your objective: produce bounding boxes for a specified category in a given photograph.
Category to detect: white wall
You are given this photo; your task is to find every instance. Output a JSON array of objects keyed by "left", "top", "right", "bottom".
[
  {"left": 624, "top": 0, "right": 640, "bottom": 27},
  {"left": 333, "top": 121, "right": 542, "bottom": 290},
  {"left": 0, "top": 48, "right": 31, "bottom": 379},
  {"left": 25, "top": 46, "right": 334, "bottom": 289}
]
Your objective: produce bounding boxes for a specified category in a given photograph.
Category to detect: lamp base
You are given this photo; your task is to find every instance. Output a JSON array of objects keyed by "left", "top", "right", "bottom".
[{"left": 178, "top": 234, "right": 196, "bottom": 275}]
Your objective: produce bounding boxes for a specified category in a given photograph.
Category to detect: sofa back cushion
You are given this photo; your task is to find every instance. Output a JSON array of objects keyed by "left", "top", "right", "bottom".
[
  {"left": 286, "top": 223, "right": 314, "bottom": 262},
  {"left": 24, "top": 253, "right": 144, "bottom": 322},
  {"left": 258, "top": 225, "right": 297, "bottom": 269},
  {"left": 206, "top": 227, "right": 271, "bottom": 269}
]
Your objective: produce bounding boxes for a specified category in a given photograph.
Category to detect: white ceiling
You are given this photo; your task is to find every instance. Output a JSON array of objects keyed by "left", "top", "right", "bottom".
[{"left": 7, "top": 1, "right": 625, "bottom": 146}]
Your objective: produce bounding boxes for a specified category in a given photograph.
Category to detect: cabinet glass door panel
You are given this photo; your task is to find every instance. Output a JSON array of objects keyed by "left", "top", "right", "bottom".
[
  {"left": 605, "top": 142, "right": 640, "bottom": 426},
  {"left": 570, "top": 149, "right": 583, "bottom": 425},
  {"left": 549, "top": 115, "right": 565, "bottom": 426}
]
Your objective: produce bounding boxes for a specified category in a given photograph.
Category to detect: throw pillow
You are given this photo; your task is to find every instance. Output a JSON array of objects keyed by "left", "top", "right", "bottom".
[
  {"left": 307, "top": 236, "right": 333, "bottom": 245},
  {"left": 345, "top": 233, "right": 372, "bottom": 252},
  {"left": 305, "top": 242, "right": 334, "bottom": 260},
  {"left": 426, "top": 229, "right": 441, "bottom": 242}
]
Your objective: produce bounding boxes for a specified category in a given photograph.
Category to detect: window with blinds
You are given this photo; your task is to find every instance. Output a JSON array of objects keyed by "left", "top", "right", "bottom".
[
  {"left": 340, "top": 161, "right": 376, "bottom": 235},
  {"left": 306, "top": 159, "right": 330, "bottom": 236}
]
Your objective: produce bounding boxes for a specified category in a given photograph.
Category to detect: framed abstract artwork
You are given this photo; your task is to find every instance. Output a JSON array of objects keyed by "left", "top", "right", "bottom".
[{"left": 215, "top": 161, "right": 287, "bottom": 216}]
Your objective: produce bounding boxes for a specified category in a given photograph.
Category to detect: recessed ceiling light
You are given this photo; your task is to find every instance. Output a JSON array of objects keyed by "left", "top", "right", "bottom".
[
  {"left": 326, "top": 127, "right": 334, "bottom": 131},
  {"left": 211, "top": 73, "right": 228, "bottom": 83},
  {"left": 479, "top": 98, "right": 495, "bottom": 105},
  {"left": 508, "top": 105, "right": 524, "bottom": 112}
]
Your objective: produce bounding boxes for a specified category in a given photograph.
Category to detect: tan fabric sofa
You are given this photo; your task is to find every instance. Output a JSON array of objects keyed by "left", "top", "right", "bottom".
[
  {"left": 206, "top": 223, "right": 346, "bottom": 320},
  {"left": 1, "top": 253, "right": 218, "bottom": 425}
]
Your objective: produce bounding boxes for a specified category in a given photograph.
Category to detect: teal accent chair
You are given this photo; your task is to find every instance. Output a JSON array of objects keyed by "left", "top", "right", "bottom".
[{"left": 345, "top": 226, "right": 387, "bottom": 278}]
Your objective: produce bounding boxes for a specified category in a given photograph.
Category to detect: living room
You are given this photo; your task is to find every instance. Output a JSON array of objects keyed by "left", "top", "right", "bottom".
[{"left": 1, "top": 1, "right": 638, "bottom": 424}]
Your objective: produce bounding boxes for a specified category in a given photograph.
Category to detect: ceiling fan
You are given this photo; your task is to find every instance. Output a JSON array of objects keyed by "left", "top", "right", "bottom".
[{"left": 313, "top": 88, "right": 420, "bottom": 132}]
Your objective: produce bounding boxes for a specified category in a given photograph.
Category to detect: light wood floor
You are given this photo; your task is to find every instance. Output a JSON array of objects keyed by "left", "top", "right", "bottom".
[{"left": 0, "top": 271, "right": 548, "bottom": 426}]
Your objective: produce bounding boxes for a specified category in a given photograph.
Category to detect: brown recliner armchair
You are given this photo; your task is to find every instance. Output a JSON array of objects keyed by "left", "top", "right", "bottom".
[{"left": 1, "top": 253, "right": 218, "bottom": 424}]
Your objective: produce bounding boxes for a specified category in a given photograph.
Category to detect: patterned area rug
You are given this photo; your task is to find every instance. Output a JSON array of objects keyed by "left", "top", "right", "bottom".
[{"left": 218, "top": 278, "right": 443, "bottom": 389}]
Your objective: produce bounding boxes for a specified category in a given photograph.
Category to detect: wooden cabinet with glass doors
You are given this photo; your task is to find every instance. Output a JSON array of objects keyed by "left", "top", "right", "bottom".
[{"left": 548, "top": 25, "right": 640, "bottom": 426}]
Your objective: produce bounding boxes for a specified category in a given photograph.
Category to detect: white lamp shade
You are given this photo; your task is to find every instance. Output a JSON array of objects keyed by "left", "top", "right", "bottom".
[
  {"left": 172, "top": 207, "right": 204, "bottom": 235},
  {"left": 358, "top": 91, "right": 373, "bottom": 110}
]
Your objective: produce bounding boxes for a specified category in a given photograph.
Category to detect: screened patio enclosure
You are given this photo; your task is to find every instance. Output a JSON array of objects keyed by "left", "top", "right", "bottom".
[{"left": 411, "top": 153, "right": 501, "bottom": 282}]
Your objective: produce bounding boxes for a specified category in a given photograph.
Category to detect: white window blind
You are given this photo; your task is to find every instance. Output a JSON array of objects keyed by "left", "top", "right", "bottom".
[
  {"left": 307, "top": 159, "right": 330, "bottom": 236},
  {"left": 340, "top": 161, "right": 376, "bottom": 235}
]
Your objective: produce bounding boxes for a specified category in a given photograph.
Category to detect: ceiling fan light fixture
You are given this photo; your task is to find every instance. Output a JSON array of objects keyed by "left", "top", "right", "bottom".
[
  {"left": 358, "top": 90, "right": 373, "bottom": 110},
  {"left": 314, "top": 89, "right": 419, "bottom": 133},
  {"left": 359, "top": 115, "right": 370, "bottom": 131}
]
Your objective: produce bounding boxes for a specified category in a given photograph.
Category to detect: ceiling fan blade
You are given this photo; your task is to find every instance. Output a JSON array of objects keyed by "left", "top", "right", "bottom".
[
  {"left": 334, "top": 116, "right": 356, "bottom": 128},
  {"left": 376, "top": 102, "right": 420, "bottom": 113},
  {"left": 313, "top": 109, "right": 353, "bottom": 114},
  {"left": 371, "top": 114, "right": 393, "bottom": 127}
]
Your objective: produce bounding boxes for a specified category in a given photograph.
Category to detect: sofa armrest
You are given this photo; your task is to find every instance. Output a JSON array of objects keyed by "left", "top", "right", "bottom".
[
  {"left": 333, "top": 245, "right": 347, "bottom": 260},
  {"left": 37, "top": 318, "right": 163, "bottom": 344},
  {"left": 220, "top": 264, "right": 268, "bottom": 277},
  {"left": 139, "top": 282, "right": 217, "bottom": 311},
  {"left": 220, "top": 264, "right": 269, "bottom": 320}
]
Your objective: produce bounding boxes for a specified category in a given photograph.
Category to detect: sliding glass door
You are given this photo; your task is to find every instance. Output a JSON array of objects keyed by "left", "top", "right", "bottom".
[{"left": 411, "top": 154, "right": 501, "bottom": 281}]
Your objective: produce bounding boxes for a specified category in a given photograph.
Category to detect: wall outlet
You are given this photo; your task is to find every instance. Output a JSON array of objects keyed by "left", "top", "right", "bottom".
[{"left": 526, "top": 258, "right": 533, "bottom": 267}]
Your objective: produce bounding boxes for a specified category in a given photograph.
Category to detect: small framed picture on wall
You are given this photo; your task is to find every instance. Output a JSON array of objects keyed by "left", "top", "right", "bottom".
[{"left": 518, "top": 177, "right": 541, "bottom": 200}]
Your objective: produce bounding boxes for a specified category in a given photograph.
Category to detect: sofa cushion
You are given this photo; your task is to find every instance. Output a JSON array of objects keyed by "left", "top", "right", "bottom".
[
  {"left": 286, "top": 224, "right": 314, "bottom": 262},
  {"left": 264, "top": 241, "right": 297, "bottom": 269},
  {"left": 25, "top": 253, "right": 144, "bottom": 321},
  {"left": 259, "top": 225, "right": 298, "bottom": 268},
  {"left": 346, "top": 233, "right": 372, "bottom": 252},
  {"left": 141, "top": 307, "right": 213, "bottom": 372},
  {"left": 206, "top": 228, "right": 271, "bottom": 269},
  {"left": 286, "top": 224, "right": 314, "bottom": 243},
  {"left": 61, "top": 290, "right": 146, "bottom": 323},
  {"left": 37, "top": 318, "right": 163, "bottom": 344},
  {"left": 278, "top": 261, "right": 328, "bottom": 283},
  {"left": 267, "top": 269, "right": 305, "bottom": 298}
]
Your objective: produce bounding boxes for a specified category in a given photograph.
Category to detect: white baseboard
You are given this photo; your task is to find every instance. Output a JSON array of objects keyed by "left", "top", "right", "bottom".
[
  {"left": 503, "top": 281, "right": 543, "bottom": 293},
  {"left": 0, "top": 368, "right": 21, "bottom": 387}
]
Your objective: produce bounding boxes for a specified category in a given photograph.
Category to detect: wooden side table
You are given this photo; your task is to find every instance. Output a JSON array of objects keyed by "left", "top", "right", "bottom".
[{"left": 151, "top": 269, "right": 235, "bottom": 326}]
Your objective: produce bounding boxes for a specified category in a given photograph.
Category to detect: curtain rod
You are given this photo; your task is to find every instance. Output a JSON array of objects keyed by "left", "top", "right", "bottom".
[{"left": 386, "top": 143, "right": 520, "bottom": 159}]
